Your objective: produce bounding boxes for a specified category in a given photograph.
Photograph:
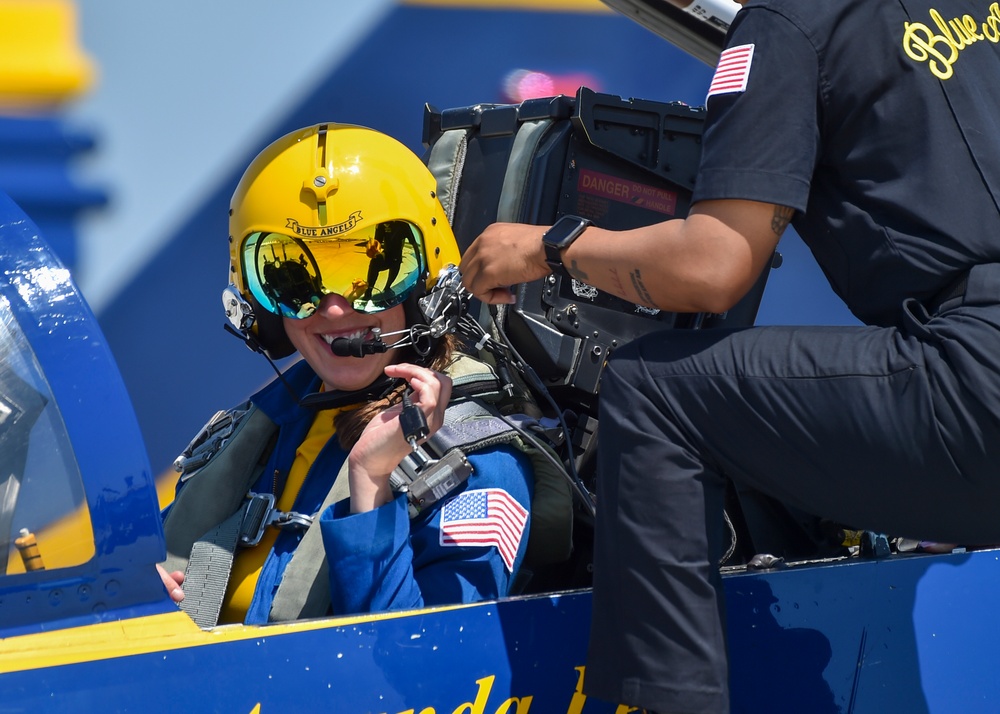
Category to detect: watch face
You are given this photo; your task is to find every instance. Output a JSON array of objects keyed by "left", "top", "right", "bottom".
[{"left": 544, "top": 216, "right": 589, "bottom": 248}]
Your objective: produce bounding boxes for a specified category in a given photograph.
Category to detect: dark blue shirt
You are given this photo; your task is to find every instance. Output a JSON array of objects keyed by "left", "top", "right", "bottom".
[{"left": 692, "top": 0, "right": 1000, "bottom": 327}]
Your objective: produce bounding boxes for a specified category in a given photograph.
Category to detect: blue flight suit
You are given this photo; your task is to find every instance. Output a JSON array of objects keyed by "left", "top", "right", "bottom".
[
  {"left": 173, "top": 358, "right": 533, "bottom": 625},
  {"left": 584, "top": 2, "right": 1000, "bottom": 713}
]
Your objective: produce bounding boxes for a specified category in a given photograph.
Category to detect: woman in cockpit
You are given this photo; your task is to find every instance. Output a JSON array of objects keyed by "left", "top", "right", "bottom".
[{"left": 156, "top": 123, "right": 536, "bottom": 627}]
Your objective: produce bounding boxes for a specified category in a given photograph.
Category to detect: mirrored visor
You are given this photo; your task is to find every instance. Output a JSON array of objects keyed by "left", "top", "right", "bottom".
[{"left": 241, "top": 220, "right": 426, "bottom": 318}]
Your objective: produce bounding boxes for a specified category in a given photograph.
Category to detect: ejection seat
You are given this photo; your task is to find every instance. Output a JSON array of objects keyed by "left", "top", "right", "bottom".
[{"left": 423, "top": 87, "right": 833, "bottom": 590}]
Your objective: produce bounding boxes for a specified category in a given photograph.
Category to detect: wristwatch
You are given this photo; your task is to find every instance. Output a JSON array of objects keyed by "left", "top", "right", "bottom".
[{"left": 542, "top": 214, "right": 591, "bottom": 278}]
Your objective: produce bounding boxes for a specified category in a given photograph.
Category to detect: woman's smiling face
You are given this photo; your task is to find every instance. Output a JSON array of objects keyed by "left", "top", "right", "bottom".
[{"left": 283, "top": 293, "right": 406, "bottom": 392}]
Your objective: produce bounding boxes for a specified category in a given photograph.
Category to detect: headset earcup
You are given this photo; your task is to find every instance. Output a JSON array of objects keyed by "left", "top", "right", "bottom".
[{"left": 249, "top": 295, "right": 296, "bottom": 359}]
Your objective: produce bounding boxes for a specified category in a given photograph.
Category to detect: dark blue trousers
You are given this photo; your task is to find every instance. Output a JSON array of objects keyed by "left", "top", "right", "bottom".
[{"left": 583, "top": 264, "right": 1000, "bottom": 714}]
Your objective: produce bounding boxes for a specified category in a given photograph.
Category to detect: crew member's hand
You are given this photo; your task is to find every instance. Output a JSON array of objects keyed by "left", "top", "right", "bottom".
[
  {"left": 157, "top": 563, "right": 185, "bottom": 603},
  {"left": 347, "top": 363, "right": 452, "bottom": 513},
  {"left": 460, "top": 222, "right": 551, "bottom": 304}
]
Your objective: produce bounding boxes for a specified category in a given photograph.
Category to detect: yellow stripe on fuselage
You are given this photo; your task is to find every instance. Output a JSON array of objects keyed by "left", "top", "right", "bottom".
[{"left": 0, "top": 600, "right": 481, "bottom": 674}]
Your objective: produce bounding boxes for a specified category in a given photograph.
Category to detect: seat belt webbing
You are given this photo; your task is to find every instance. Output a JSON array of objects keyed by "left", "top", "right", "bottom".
[
  {"left": 267, "top": 464, "right": 350, "bottom": 622},
  {"left": 179, "top": 504, "right": 247, "bottom": 629}
]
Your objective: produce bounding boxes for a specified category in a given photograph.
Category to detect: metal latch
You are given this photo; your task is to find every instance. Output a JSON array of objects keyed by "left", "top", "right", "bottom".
[
  {"left": 239, "top": 492, "right": 314, "bottom": 547},
  {"left": 394, "top": 389, "right": 474, "bottom": 518},
  {"left": 400, "top": 450, "right": 473, "bottom": 518}
]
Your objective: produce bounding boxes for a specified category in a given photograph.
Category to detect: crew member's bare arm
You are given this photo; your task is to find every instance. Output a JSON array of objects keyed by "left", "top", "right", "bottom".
[{"left": 460, "top": 199, "right": 792, "bottom": 314}]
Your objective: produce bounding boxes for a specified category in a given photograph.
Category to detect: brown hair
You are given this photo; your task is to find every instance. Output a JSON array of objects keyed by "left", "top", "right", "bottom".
[{"left": 333, "top": 333, "right": 458, "bottom": 449}]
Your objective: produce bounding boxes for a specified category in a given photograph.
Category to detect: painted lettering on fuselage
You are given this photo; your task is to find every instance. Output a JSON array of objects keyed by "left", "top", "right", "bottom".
[{"left": 380, "top": 667, "right": 645, "bottom": 714}]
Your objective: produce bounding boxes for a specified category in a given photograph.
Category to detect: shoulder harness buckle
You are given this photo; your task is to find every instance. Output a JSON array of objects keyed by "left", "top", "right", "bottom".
[{"left": 240, "top": 492, "right": 315, "bottom": 547}]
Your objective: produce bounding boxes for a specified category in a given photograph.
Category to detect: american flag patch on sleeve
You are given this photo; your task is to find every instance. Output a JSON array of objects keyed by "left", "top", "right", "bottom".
[
  {"left": 706, "top": 43, "right": 755, "bottom": 101},
  {"left": 440, "top": 488, "right": 528, "bottom": 572}
]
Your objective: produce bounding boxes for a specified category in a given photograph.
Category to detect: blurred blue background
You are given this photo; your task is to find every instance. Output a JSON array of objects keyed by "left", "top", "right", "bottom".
[{"left": 3, "top": 0, "right": 857, "bottom": 479}]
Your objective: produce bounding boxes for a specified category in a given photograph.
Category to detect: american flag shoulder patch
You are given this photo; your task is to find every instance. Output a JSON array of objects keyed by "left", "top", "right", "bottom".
[
  {"left": 439, "top": 488, "right": 528, "bottom": 572},
  {"left": 706, "top": 43, "right": 755, "bottom": 101}
]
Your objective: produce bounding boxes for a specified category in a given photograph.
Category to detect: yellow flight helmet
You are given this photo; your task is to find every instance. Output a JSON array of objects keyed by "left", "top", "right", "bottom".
[{"left": 224, "top": 122, "right": 461, "bottom": 358}]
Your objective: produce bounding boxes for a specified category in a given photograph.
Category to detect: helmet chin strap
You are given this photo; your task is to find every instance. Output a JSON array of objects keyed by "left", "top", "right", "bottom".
[{"left": 297, "top": 374, "right": 398, "bottom": 411}]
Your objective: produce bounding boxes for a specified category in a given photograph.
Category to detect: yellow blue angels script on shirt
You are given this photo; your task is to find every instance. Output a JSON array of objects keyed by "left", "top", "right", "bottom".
[{"left": 903, "top": 2, "right": 1000, "bottom": 79}]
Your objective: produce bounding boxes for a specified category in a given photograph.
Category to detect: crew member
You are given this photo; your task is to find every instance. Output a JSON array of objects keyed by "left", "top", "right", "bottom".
[{"left": 460, "top": 1, "right": 1000, "bottom": 711}]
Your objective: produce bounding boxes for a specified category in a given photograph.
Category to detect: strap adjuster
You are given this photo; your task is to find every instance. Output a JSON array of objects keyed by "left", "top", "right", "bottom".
[
  {"left": 174, "top": 406, "right": 250, "bottom": 477},
  {"left": 239, "top": 492, "right": 314, "bottom": 546}
]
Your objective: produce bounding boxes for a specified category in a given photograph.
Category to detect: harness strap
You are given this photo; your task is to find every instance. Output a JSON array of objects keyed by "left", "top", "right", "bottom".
[
  {"left": 178, "top": 505, "right": 246, "bottom": 629},
  {"left": 267, "top": 460, "right": 351, "bottom": 623},
  {"left": 163, "top": 402, "right": 278, "bottom": 576},
  {"left": 424, "top": 400, "right": 526, "bottom": 454},
  {"left": 178, "top": 491, "right": 316, "bottom": 628}
]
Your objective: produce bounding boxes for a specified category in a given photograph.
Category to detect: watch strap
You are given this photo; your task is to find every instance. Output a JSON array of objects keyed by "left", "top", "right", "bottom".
[{"left": 543, "top": 215, "right": 591, "bottom": 278}]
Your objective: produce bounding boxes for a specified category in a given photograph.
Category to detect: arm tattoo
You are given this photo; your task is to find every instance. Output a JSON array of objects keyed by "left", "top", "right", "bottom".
[
  {"left": 610, "top": 267, "right": 626, "bottom": 296},
  {"left": 771, "top": 206, "right": 795, "bottom": 236},
  {"left": 629, "top": 269, "right": 656, "bottom": 307},
  {"left": 567, "top": 260, "right": 589, "bottom": 282}
]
